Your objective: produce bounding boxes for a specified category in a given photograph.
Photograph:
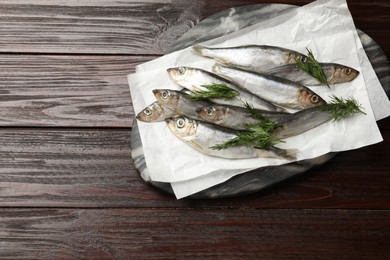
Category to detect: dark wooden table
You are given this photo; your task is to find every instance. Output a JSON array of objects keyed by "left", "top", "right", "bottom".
[{"left": 0, "top": 0, "right": 389, "bottom": 258}]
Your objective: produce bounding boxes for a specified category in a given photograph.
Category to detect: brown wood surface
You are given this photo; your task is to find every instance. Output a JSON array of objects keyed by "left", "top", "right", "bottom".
[
  {"left": 0, "top": 208, "right": 389, "bottom": 259},
  {"left": 0, "top": 125, "right": 388, "bottom": 209},
  {"left": 0, "top": 0, "right": 389, "bottom": 258},
  {"left": 0, "top": 55, "right": 148, "bottom": 127},
  {"left": 0, "top": 0, "right": 388, "bottom": 55}
]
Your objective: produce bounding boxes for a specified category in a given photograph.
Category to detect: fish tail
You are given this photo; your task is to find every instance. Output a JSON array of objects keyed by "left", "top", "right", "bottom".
[
  {"left": 192, "top": 45, "right": 208, "bottom": 57},
  {"left": 278, "top": 106, "right": 290, "bottom": 113},
  {"left": 282, "top": 148, "right": 297, "bottom": 160},
  {"left": 193, "top": 45, "right": 231, "bottom": 65}
]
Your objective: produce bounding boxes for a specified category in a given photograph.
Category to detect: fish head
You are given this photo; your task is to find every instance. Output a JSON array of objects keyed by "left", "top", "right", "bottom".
[
  {"left": 329, "top": 65, "right": 359, "bottom": 84},
  {"left": 167, "top": 67, "right": 192, "bottom": 82},
  {"left": 136, "top": 102, "right": 164, "bottom": 122},
  {"left": 286, "top": 52, "right": 308, "bottom": 64},
  {"left": 298, "top": 89, "right": 327, "bottom": 109},
  {"left": 153, "top": 89, "right": 180, "bottom": 110},
  {"left": 166, "top": 117, "right": 197, "bottom": 140},
  {"left": 196, "top": 105, "right": 226, "bottom": 122}
]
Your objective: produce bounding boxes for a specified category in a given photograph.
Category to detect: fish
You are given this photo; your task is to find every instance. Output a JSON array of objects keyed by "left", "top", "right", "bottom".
[
  {"left": 136, "top": 101, "right": 177, "bottom": 122},
  {"left": 166, "top": 116, "right": 296, "bottom": 160},
  {"left": 213, "top": 63, "right": 326, "bottom": 110},
  {"left": 265, "top": 63, "right": 360, "bottom": 86},
  {"left": 193, "top": 44, "right": 308, "bottom": 72},
  {"left": 196, "top": 104, "right": 289, "bottom": 130},
  {"left": 273, "top": 106, "right": 333, "bottom": 138},
  {"left": 152, "top": 89, "right": 212, "bottom": 120},
  {"left": 167, "top": 66, "right": 281, "bottom": 112}
]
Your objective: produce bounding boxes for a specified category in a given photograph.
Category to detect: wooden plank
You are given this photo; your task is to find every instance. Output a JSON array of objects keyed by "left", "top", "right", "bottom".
[
  {"left": 0, "top": 0, "right": 388, "bottom": 55},
  {"left": 0, "top": 208, "right": 389, "bottom": 259},
  {"left": 0, "top": 0, "right": 245, "bottom": 54},
  {"left": 0, "top": 126, "right": 388, "bottom": 208},
  {"left": 0, "top": 55, "right": 152, "bottom": 127},
  {"left": 0, "top": 53, "right": 386, "bottom": 128}
]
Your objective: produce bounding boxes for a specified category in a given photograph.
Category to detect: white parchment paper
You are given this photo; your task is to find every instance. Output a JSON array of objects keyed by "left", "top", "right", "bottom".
[{"left": 127, "top": 0, "right": 390, "bottom": 198}]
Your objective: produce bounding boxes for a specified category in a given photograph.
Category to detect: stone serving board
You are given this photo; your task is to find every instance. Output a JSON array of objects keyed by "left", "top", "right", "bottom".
[{"left": 131, "top": 4, "right": 390, "bottom": 199}]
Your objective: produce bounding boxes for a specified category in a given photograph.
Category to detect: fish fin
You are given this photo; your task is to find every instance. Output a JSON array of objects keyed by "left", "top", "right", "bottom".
[
  {"left": 261, "top": 146, "right": 297, "bottom": 161},
  {"left": 274, "top": 105, "right": 289, "bottom": 113},
  {"left": 281, "top": 148, "right": 297, "bottom": 161},
  {"left": 211, "top": 63, "right": 220, "bottom": 73},
  {"left": 265, "top": 64, "right": 296, "bottom": 74},
  {"left": 179, "top": 88, "right": 193, "bottom": 95},
  {"left": 189, "top": 140, "right": 207, "bottom": 154},
  {"left": 213, "top": 58, "right": 232, "bottom": 66}
]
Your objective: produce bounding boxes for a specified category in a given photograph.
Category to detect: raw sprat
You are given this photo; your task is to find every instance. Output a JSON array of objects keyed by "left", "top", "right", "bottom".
[
  {"left": 153, "top": 89, "right": 212, "bottom": 120},
  {"left": 266, "top": 62, "right": 359, "bottom": 86},
  {"left": 167, "top": 66, "right": 280, "bottom": 111},
  {"left": 136, "top": 101, "right": 177, "bottom": 122},
  {"left": 210, "top": 96, "right": 366, "bottom": 152},
  {"left": 136, "top": 43, "right": 366, "bottom": 161},
  {"left": 212, "top": 63, "right": 326, "bottom": 110},
  {"left": 192, "top": 44, "right": 308, "bottom": 72},
  {"left": 196, "top": 103, "right": 288, "bottom": 130},
  {"left": 166, "top": 116, "right": 296, "bottom": 160}
]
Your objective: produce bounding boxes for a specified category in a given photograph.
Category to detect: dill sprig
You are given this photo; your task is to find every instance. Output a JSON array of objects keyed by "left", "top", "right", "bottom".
[
  {"left": 187, "top": 83, "right": 239, "bottom": 100},
  {"left": 211, "top": 123, "right": 282, "bottom": 151},
  {"left": 323, "top": 95, "right": 366, "bottom": 121},
  {"left": 211, "top": 102, "right": 282, "bottom": 151},
  {"left": 243, "top": 101, "right": 267, "bottom": 121},
  {"left": 243, "top": 102, "right": 280, "bottom": 130},
  {"left": 295, "top": 48, "right": 329, "bottom": 87}
]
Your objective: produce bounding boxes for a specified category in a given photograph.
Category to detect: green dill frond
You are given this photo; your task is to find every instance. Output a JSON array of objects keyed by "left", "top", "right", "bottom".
[
  {"left": 210, "top": 133, "right": 253, "bottom": 150},
  {"left": 295, "top": 48, "right": 329, "bottom": 87},
  {"left": 211, "top": 101, "right": 285, "bottom": 151},
  {"left": 211, "top": 102, "right": 284, "bottom": 151},
  {"left": 244, "top": 123, "right": 284, "bottom": 148},
  {"left": 243, "top": 102, "right": 267, "bottom": 121},
  {"left": 210, "top": 123, "right": 283, "bottom": 151},
  {"left": 323, "top": 95, "right": 366, "bottom": 121},
  {"left": 243, "top": 102, "right": 279, "bottom": 131},
  {"left": 187, "top": 83, "right": 239, "bottom": 100}
]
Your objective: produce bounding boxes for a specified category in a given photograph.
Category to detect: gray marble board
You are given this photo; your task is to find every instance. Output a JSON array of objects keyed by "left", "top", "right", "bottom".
[{"left": 131, "top": 4, "right": 390, "bottom": 199}]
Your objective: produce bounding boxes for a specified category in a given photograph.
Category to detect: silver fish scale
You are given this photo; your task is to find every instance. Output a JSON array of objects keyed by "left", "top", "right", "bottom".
[
  {"left": 197, "top": 104, "right": 288, "bottom": 130},
  {"left": 167, "top": 117, "right": 293, "bottom": 160},
  {"left": 266, "top": 63, "right": 359, "bottom": 86},
  {"left": 169, "top": 67, "right": 279, "bottom": 111},
  {"left": 197, "top": 45, "right": 303, "bottom": 71},
  {"left": 214, "top": 64, "right": 304, "bottom": 108},
  {"left": 186, "top": 120, "right": 269, "bottom": 159}
]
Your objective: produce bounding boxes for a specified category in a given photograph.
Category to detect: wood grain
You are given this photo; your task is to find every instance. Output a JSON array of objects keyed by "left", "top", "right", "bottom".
[
  {"left": 0, "top": 1, "right": 388, "bottom": 258},
  {"left": 0, "top": 54, "right": 386, "bottom": 129},
  {"left": 0, "top": 208, "right": 389, "bottom": 259},
  {"left": 0, "top": 123, "right": 388, "bottom": 208},
  {"left": 0, "top": 0, "right": 388, "bottom": 55},
  {"left": 0, "top": 55, "right": 152, "bottom": 127}
]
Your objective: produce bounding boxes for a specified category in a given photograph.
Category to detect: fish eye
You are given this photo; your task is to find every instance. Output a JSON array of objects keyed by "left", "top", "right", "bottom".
[
  {"left": 176, "top": 118, "right": 185, "bottom": 128},
  {"left": 310, "top": 95, "right": 319, "bottom": 104},
  {"left": 161, "top": 90, "right": 170, "bottom": 99},
  {"left": 206, "top": 107, "right": 214, "bottom": 116},
  {"left": 344, "top": 68, "right": 352, "bottom": 75},
  {"left": 178, "top": 67, "right": 186, "bottom": 75},
  {"left": 143, "top": 108, "right": 152, "bottom": 116}
]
